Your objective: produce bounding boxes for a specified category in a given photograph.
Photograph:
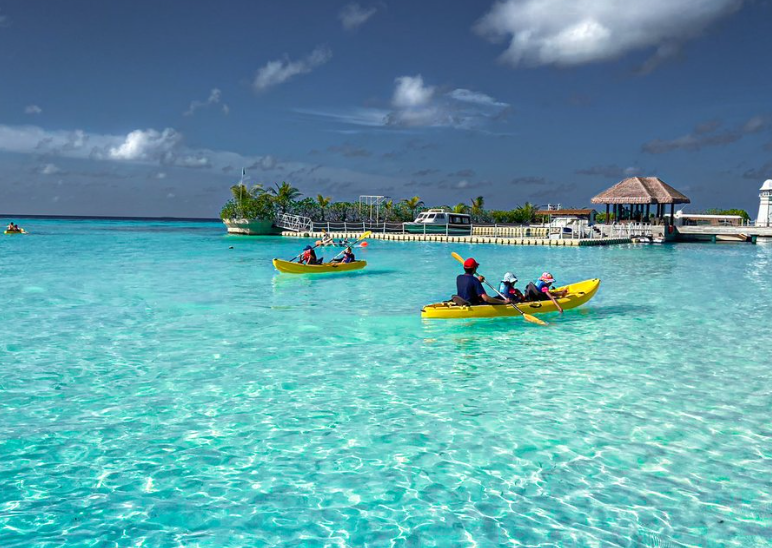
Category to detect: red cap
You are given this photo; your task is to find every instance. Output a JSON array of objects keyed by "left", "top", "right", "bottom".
[{"left": 463, "top": 258, "right": 479, "bottom": 269}]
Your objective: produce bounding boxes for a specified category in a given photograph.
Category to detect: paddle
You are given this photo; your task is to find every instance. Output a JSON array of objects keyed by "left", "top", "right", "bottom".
[
  {"left": 331, "top": 231, "right": 372, "bottom": 261},
  {"left": 451, "top": 252, "right": 548, "bottom": 326}
]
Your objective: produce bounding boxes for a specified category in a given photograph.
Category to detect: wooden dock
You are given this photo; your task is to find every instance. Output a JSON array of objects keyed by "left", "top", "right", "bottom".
[{"left": 281, "top": 231, "right": 632, "bottom": 247}]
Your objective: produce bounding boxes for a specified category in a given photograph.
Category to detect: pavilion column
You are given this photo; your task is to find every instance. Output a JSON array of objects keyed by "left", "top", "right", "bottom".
[
  {"left": 645, "top": 204, "right": 651, "bottom": 223},
  {"left": 606, "top": 204, "right": 609, "bottom": 222},
  {"left": 670, "top": 203, "right": 675, "bottom": 222}
]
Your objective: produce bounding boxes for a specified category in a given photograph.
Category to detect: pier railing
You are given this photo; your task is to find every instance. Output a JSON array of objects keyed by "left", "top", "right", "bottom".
[
  {"left": 301, "top": 220, "right": 658, "bottom": 240},
  {"left": 276, "top": 214, "right": 313, "bottom": 233}
]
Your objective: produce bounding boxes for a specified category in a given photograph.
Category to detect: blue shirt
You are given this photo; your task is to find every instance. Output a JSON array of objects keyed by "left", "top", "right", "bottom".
[
  {"left": 456, "top": 273, "right": 486, "bottom": 304},
  {"left": 535, "top": 280, "right": 552, "bottom": 293}
]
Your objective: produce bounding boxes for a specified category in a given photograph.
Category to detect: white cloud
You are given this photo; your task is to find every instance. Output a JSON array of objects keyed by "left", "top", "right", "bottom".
[
  {"left": 41, "top": 163, "right": 62, "bottom": 175},
  {"left": 299, "top": 77, "right": 510, "bottom": 131},
  {"left": 474, "top": 0, "right": 743, "bottom": 69},
  {"left": 392, "top": 75, "right": 435, "bottom": 108},
  {"left": 253, "top": 46, "right": 332, "bottom": 92},
  {"left": 447, "top": 89, "right": 507, "bottom": 107},
  {"left": 25, "top": 105, "right": 42, "bottom": 115},
  {"left": 109, "top": 128, "right": 181, "bottom": 162},
  {"left": 339, "top": 3, "right": 378, "bottom": 30},
  {"left": 184, "top": 88, "right": 228, "bottom": 117}
]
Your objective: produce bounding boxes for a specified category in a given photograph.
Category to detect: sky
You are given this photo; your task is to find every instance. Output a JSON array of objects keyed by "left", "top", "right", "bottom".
[{"left": 1, "top": 0, "right": 771, "bottom": 217}]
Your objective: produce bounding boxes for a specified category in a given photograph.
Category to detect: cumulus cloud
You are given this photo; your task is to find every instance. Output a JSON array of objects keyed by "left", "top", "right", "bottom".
[
  {"left": 339, "top": 3, "right": 378, "bottom": 30},
  {"left": 184, "top": 88, "right": 228, "bottom": 116},
  {"left": 474, "top": 0, "right": 743, "bottom": 69},
  {"left": 642, "top": 116, "right": 769, "bottom": 154},
  {"left": 109, "top": 128, "right": 182, "bottom": 162},
  {"left": 392, "top": 75, "right": 435, "bottom": 108},
  {"left": 25, "top": 105, "right": 42, "bottom": 115},
  {"left": 382, "top": 76, "right": 510, "bottom": 129},
  {"left": 253, "top": 46, "right": 332, "bottom": 92}
]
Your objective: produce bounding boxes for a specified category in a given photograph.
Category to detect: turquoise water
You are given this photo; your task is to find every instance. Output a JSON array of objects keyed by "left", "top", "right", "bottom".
[{"left": 2, "top": 219, "right": 772, "bottom": 548}]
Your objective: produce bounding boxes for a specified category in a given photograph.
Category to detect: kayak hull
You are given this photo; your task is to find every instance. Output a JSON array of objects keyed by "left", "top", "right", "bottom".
[
  {"left": 272, "top": 258, "right": 367, "bottom": 274},
  {"left": 4, "top": 230, "right": 26, "bottom": 235},
  {"left": 421, "top": 278, "right": 600, "bottom": 319}
]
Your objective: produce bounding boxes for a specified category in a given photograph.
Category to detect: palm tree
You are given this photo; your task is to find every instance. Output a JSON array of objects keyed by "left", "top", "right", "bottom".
[
  {"left": 470, "top": 196, "right": 485, "bottom": 218},
  {"left": 452, "top": 203, "right": 469, "bottom": 214},
  {"left": 316, "top": 194, "right": 331, "bottom": 221},
  {"left": 382, "top": 200, "right": 394, "bottom": 221},
  {"left": 514, "top": 202, "right": 538, "bottom": 224},
  {"left": 250, "top": 183, "right": 266, "bottom": 197},
  {"left": 402, "top": 196, "right": 424, "bottom": 219},
  {"left": 269, "top": 181, "right": 301, "bottom": 215}
]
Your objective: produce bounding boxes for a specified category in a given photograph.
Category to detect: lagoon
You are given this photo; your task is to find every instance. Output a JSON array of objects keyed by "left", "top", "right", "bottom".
[{"left": 1, "top": 218, "right": 771, "bottom": 547}]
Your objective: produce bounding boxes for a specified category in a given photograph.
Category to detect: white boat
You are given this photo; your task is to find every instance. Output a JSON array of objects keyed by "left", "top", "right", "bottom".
[{"left": 403, "top": 209, "right": 472, "bottom": 235}]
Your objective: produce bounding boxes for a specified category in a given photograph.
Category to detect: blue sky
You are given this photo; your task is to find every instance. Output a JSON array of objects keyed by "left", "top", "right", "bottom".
[{"left": 1, "top": 0, "right": 771, "bottom": 217}]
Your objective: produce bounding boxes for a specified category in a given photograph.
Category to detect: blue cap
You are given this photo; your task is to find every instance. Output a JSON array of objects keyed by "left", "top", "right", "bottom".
[{"left": 304, "top": 245, "right": 313, "bottom": 250}]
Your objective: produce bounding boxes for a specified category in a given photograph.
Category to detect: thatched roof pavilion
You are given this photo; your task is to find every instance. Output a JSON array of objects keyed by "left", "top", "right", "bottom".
[{"left": 591, "top": 177, "right": 690, "bottom": 222}]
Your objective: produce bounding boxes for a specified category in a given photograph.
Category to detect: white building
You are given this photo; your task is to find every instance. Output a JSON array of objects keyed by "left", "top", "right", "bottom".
[{"left": 758, "top": 180, "right": 772, "bottom": 228}]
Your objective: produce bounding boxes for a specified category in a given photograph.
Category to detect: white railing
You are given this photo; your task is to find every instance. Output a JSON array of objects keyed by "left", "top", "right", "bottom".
[{"left": 276, "top": 213, "right": 313, "bottom": 232}]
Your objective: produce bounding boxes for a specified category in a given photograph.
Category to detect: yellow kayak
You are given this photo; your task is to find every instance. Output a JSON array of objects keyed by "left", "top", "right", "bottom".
[
  {"left": 4, "top": 230, "right": 26, "bottom": 235},
  {"left": 272, "top": 258, "right": 367, "bottom": 274},
  {"left": 421, "top": 278, "right": 600, "bottom": 319}
]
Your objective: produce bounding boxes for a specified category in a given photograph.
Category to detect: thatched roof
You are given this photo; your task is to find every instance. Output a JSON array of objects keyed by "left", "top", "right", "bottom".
[{"left": 591, "top": 177, "right": 690, "bottom": 205}]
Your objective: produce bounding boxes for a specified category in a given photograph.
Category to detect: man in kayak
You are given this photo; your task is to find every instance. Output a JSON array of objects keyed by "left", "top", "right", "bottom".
[
  {"left": 299, "top": 245, "right": 321, "bottom": 265},
  {"left": 455, "top": 258, "right": 508, "bottom": 305},
  {"left": 524, "top": 272, "right": 567, "bottom": 312},
  {"left": 499, "top": 272, "right": 524, "bottom": 303}
]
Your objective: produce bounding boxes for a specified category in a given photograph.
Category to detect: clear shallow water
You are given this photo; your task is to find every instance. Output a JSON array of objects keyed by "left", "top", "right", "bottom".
[{"left": 1, "top": 219, "right": 772, "bottom": 548}]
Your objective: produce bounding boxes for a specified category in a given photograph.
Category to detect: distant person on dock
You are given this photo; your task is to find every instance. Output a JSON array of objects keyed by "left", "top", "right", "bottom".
[
  {"left": 524, "top": 272, "right": 568, "bottom": 312},
  {"left": 499, "top": 272, "right": 524, "bottom": 303},
  {"left": 300, "top": 245, "right": 321, "bottom": 265},
  {"left": 454, "top": 258, "right": 508, "bottom": 306}
]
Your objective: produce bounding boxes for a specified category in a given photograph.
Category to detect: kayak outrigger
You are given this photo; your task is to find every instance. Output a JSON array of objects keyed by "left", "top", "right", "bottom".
[
  {"left": 421, "top": 278, "right": 600, "bottom": 319},
  {"left": 272, "top": 258, "right": 367, "bottom": 274}
]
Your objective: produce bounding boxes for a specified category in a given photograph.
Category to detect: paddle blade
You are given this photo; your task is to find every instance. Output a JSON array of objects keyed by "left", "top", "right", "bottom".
[
  {"left": 451, "top": 251, "right": 465, "bottom": 264},
  {"left": 359, "top": 230, "right": 372, "bottom": 241},
  {"left": 523, "top": 313, "right": 548, "bottom": 326},
  {"left": 360, "top": 241, "right": 368, "bottom": 247}
]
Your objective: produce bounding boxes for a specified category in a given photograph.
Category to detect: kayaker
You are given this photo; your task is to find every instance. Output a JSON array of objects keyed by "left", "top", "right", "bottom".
[
  {"left": 524, "top": 272, "right": 567, "bottom": 312},
  {"left": 455, "top": 258, "right": 508, "bottom": 305},
  {"left": 331, "top": 246, "right": 355, "bottom": 263},
  {"left": 340, "top": 246, "right": 355, "bottom": 263},
  {"left": 321, "top": 231, "right": 334, "bottom": 246},
  {"left": 499, "top": 272, "right": 524, "bottom": 303},
  {"left": 299, "top": 245, "right": 320, "bottom": 265}
]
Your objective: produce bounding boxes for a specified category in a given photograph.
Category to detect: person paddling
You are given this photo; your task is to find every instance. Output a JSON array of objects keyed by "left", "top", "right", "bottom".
[
  {"left": 299, "top": 245, "right": 320, "bottom": 265},
  {"left": 499, "top": 272, "right": 524, "bottom": 303},
  {"left": 525, "top": 272, "right": 567, "bottom": 313},
  {"left": 454, "top": 257, "right": 508, "bottom": 305}
]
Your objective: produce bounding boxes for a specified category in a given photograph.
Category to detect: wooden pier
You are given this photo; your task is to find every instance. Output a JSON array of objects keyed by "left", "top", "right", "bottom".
[{"left": 281, "top": 231, "right": 632, "bottom": 247}]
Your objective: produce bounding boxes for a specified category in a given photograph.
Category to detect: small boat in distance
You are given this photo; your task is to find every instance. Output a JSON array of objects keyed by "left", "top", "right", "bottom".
[
  {"left": 403, "top": 209, "right": 472, "bottom": 235},
  {"left": 272, "top": 258, "right": 367, "bottom": 274}
]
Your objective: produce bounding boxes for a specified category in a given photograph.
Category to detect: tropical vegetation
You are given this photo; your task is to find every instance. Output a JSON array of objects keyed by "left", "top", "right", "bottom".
[{"left": 221, "top": 181, "right": 548, "bottom": 224}]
